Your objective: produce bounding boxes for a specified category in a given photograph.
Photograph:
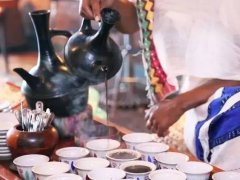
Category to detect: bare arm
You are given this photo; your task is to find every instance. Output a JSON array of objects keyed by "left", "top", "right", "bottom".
[
  {"left": 176, "top": 79, "right": 240, "bottom": 111},
  {"left": 80, "top": 0, "right": 139, "bottom": 34},
  {"left": 112, "top": 0, "right": 139, "bottom": 33},
  {"left": 146, "top": 79, "right": 240, "bottom": 136}
]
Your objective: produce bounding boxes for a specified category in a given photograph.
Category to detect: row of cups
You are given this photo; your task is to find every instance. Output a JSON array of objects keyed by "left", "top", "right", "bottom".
[
  {"left": 13, "top": 132, "right": 240, "bottom": 179},
  {"left": 13, "top": 153, "right": 240, "bottom": 180},
  {"left": 13, "top": 148, "right": 186, "bottom": 180}
]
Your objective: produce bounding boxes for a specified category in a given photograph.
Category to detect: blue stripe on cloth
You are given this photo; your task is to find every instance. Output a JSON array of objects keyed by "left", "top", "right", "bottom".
[
  {"left": 208, "top": 101, "right": 240, "bottom": 149},
  {"left": 195, "top": 86, "right": 240, "bottom": 161}
]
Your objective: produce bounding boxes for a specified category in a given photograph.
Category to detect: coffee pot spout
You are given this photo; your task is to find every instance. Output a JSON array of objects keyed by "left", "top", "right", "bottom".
[{"left": 13, "top": 68, "right": 40, "bottom": 89}]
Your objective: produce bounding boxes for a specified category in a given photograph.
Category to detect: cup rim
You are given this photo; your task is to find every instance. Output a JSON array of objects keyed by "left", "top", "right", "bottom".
[
  {"left": 87, "top": 167, "right": 126, "bottom": 180},
  {"left": 154, "top": 152, "right": 189, "bottom": 165},
  {"left": 212, "top": 171, "right": 240, "bottom": 179},
  {"left": 32, "top": 161, "right": 70, "bottom": 176},
  {"left": 73, "top": 157, "right": 110, "bottom": 171},
  {"left": 13, "top": 154, "right": 49, "bottom": 167},
  {"left": 106, "top": 149, "right": 141, "bottom": 162},
  {"left": 135, "top": 142, "right": 169, "bottom": 154},
  {"left": 85, "top": 139, "right": 120, "bottom": 151},
  {"left": 119, "top": 160, "right": 156, "bottom": 175},
  {"left": 149, "top": 169, "right": 187, "bottom": 180},
  {"left": 122, "top": 133, "right": 154, "bottom": 143},
  {"left": 29, "top": 10, "right": 50, "bottom": 16},
  {"left": 176, "top": 161, "right": 213, "bottom": 175},
  {"left": 13, "top": 124, "right": 55, "bottom": 134},
  {"left": 55, "top": 147, "right": 89, "bottom": 159},
  {"left": 45, "top": 173, "right": 83, "bottom": 180}
]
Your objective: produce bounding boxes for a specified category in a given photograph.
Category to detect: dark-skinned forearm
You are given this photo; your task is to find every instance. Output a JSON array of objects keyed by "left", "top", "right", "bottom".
[
  {"left": 175, "top": 79, "right": 240, "bottom": 112},
  {"left": 112, "top": 0, "right": 139, "bottom": 34}
]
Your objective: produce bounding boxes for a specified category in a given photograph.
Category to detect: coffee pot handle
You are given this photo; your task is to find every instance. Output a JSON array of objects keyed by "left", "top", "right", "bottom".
[
  {"left": 49, "top": 29, "right": 72, "bottom": 57},
  {"left": 49, "top": 29, "right": 72, "bottom": 38}
]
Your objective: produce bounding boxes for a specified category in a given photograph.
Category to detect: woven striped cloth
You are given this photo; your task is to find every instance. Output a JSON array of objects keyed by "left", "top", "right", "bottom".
[{"left": 136, "top": 0, "right": 176, "bottom": 106}]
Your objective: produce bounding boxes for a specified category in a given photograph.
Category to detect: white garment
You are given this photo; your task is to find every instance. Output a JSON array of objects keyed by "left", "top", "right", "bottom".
[
  {"left": 151, "top": 0, "right": 240, "bottom": 170},
  {"left": 198, "top": 90, "right": 240, "bottom": 171},
  {"left": 153, "top": 0, "right": 240, "bottom": 81}
]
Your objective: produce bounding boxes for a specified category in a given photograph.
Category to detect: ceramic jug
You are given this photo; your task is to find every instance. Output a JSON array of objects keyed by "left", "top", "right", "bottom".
[
  {"left": 64, "top": 18, "right": 96, "bottom": 54},
  {"left": 14, "top": 10, "right": 88, "bottom": 117},
  {"left": 64, "top": 8, "right": 123, "bottom": 85}
]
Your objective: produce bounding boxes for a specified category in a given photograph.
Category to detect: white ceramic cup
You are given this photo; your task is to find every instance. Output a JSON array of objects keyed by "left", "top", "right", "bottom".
[
  {"left": 32, "top": 161, "right": 70, "bottom": 180},
  {"left": 176, "top": 161, "right": 213, "bottom": 180},
  {"left": 56, "top": 146, "right": 89, "bottom": 173},
  {"left": 122, "top": 133, "right": 154, "bottom": 150},
  {"left": 149, "top": 169, "right": 187, "bottom": 180},
  {"left": 155, "top": 151, "right": 189, "bottom": 169},
  {"left": 13, "top": 154, "right": 49, "bottom": 180},
  {"left": 73, "top": 157, "right": 110, "bottom": 180},
  {"left": 87, "top": 168, "right": 126, "bottom": 180},
  {"left": 85, "top": 138, "right": 120, "bottom": 158},
  {"left": 212, "top": 171, "right": 240, "bottom": 180},
  {"left": 120, "top": 160, "right": 156, "bottom": 180},
  {"left": 45, "top": 173, "right": 83, "bottom": 180},
  {"left": 106, "top": 148, "right": 141, "bottom": 168},
  {"left": 135, "top": 142, "right": 169, "bottom": 166}
]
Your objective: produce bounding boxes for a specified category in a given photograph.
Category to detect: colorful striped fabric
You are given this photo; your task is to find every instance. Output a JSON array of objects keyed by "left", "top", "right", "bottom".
[{"left": 136, "top": 0, "right": 176, "bottom": 105}]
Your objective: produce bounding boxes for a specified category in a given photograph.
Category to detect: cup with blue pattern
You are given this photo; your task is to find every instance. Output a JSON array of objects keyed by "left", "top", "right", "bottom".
[
  {"left": 122, "top": 133, "right": 154, "bottom": 150},
  {"left": 135, "top": 142, "right": 169, "bottom": 167},
  {"left": 56, "top": 146, "right": 89, "bottom": 173},
  {"left": 106, "top": 149, "right": 142, "bottom": 168},
  {"left": 13, "top": 154, "right": 49, "bottom": 180},
  {"left": 155, "top": 152, "right": 189, "bottom": 170},
  {"left": 74, "top": 157, "right": 110, "bottom": 180},
  {"left": 85, "top": 138, "right": 120, "bottom": 158},
  {"left": 149, "top": 169, "right": 187, "bottom": 180},
  {"left": 120, "top": 160, "right": 156, "bottom": 180}
]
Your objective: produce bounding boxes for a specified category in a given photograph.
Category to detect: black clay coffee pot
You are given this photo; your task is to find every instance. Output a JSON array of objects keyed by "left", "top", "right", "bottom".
[
  {"left": 63, "top": 18, "right": 96, "bottom": 55},
  {"left": 14, "top": 10, "right": 88, "bottom": 117},
  {"left": 64, "top": 8, "right": 123, "bottom": 85}
]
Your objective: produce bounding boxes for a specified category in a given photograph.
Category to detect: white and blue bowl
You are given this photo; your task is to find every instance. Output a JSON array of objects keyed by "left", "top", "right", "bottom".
[
  {"left": 122, "top": 133, "right": 154, "bottom": 150},
  {"left": 13, "top": 154, "right": 49, "bottom": 180},
  {"left": 56, "top": 146, "right": 89, "bottom": 173},
  {"left": 155, "top": 151, "right": 189, "bottom": 169},
  {"left": 120, "top": 160, "right": 156, "bottom": 180},
  {"left": 149, "top": 169, "right": 187, "bottom": 180},
  {"left": 106, "top": 148, "right": 141, "bottom": 168},
  {"left": 135, "top": 142, "right": 169, "bottom": 166}
]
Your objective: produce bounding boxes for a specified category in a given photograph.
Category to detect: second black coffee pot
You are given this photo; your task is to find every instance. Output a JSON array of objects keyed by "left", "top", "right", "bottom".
[
  {"left": 14, "top": 10, "right": 89, "bottom": 117},
  {"left": 64, "top": 8, "right": 123, "bottom": 85}
]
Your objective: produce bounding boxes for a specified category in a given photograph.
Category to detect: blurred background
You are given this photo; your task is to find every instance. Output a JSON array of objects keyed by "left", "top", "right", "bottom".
[{"left": 0, "top": 0, "right": 149, "bottom": 132}]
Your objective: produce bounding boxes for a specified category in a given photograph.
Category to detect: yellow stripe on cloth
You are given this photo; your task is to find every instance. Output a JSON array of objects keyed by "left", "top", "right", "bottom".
[{"left": 144, "top": 0, "right": 154, "bottom": 31}]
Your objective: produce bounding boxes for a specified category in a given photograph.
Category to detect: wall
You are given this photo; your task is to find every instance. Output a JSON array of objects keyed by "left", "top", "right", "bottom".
[{"left": 19, "top": 0, "right": 50, "bottom": 10}]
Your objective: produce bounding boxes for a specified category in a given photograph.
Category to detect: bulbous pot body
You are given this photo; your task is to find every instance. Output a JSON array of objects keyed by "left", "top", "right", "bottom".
[
  {"left": 25, "top": 87, "right": 88, "bottom": 117},
  {"left": 65, "top": 8, "right": 123, "bottom": 85},
  {"left": 64, "top": 18, "right": 96, "bottom": 53},
  {"left": 6, "top": 125, "right": 59, "bottom": 158}
]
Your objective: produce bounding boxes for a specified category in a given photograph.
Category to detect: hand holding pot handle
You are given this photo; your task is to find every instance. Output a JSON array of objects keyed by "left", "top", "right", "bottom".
[{"left": 80, "top": 0, "right": 115, "bottom": 21}]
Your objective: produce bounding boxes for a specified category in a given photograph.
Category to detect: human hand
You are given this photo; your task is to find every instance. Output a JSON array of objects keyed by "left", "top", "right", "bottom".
[
  {"left": 145, "top": 99, "right": 185, "bottom": 137},
  {"left": 80, "top": 0, "right": 115, "bottom": 21}
]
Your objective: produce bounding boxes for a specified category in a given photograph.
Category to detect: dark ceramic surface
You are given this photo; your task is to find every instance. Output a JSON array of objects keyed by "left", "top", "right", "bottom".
[
  {"left": 14, "top": 10, "right": 89, "bottom": 117},
  {"left": 65, "top": 8, "right": 123, "bottom": 85},
  {"left": 6, "top": 125, "right": 59, "bottom": 158}
]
